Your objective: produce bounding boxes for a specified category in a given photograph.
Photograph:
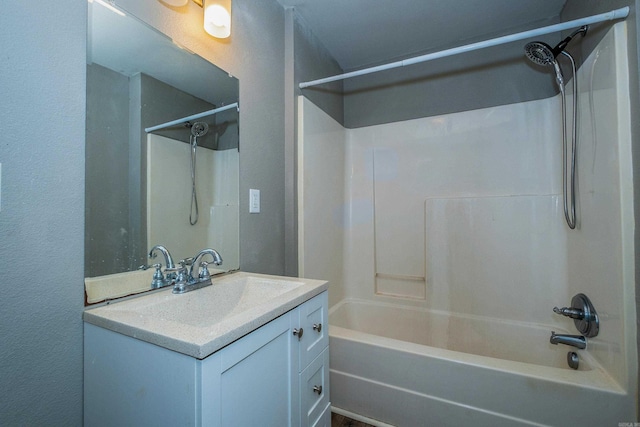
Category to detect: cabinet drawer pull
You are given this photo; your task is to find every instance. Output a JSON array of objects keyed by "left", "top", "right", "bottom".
[
  {"left": 293, "top": 328, "right": 303, "bottom": 340},
  {"left": 313, "top": 323, "right": 322, "bottom": 333},
  {"left": 313, "top": 385, "right": 322, "bottom": 395}
]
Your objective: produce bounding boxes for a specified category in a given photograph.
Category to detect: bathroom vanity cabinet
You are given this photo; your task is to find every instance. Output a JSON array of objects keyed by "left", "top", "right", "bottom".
[{"left": 84, "top": 288, "right": 329, "bottom": 426}]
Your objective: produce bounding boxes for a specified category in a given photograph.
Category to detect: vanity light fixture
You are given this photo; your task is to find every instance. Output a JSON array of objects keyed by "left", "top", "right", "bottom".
[
  {"left": 157, "top": 0, "right": 231, "bottom": 38},
  {"left": 202, "top": 0, "right": 231, "bottom": 38}
]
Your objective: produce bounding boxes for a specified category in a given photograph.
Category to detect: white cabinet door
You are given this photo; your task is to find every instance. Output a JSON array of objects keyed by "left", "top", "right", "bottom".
[
  {"left": 211, "top": 312, "right": 298, "bottom": 427},
  {"left": 84, "top": 324, "right": 199, "bottom": 427}
]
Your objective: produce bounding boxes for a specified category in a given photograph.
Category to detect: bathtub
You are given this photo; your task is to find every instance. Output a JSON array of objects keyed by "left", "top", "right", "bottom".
[{"left": 329, "top": 299, "right": 630, "bottom": 427}]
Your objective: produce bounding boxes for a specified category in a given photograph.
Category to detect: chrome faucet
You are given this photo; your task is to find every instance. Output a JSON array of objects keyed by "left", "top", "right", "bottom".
[
  {"left": 148, "top": 245, "right": 176, "bottom": 287},
  {"left": 172, "top": 248, "right": 223, "bottom": 294},
  {"left": 550, "top": 331, "right": 586, "bottom": 349},
  {"left": 189, "top": 248, "right": 223, "bottom": 281},
  {"left": 148, "top": 245, "right": 175, "bottom": 269}
]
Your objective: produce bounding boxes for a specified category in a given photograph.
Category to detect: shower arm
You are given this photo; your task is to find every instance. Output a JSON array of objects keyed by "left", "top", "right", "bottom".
[{"left": 552, "top": 26, "right": 588, "bottom": 56}]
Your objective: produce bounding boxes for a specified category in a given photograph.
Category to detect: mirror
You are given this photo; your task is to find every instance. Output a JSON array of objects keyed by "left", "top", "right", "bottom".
[{"left": 85, "top": 1, "right": 239, "bottom": 297}]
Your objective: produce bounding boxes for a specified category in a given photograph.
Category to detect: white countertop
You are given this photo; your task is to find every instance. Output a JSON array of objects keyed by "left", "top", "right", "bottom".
[{"left": 83, "top": 271, "right": 328, "bottom": 359}]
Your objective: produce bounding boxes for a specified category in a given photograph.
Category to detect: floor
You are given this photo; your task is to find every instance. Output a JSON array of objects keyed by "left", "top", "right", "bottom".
[{"left": 331, "top": 412, "right": 376, "bottom": 427}]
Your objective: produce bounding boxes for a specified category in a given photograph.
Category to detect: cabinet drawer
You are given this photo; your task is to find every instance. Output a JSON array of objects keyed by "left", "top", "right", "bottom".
[
  {"left": 300, "top": 347, "right": 330, "bottom": 427},
  {"left": 298, "top": 291, "right": 328, "bottom": 368}
]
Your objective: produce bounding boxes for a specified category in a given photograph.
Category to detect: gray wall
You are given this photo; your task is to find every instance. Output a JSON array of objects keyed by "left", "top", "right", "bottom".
[
  {"left": 0, "top": 0, "right": 289, "bottom": 424},
  {"left": 293, "top": 13, "right": 345, "bottom": 125},
  {"left": 0, "top": 1, "right": 86, "bottom": 425},
  {"left": 336, "top": 3, "right": 637, "bottom": 132},
  {"left": 341, "top": 20, "right": 565, "bottom": 128},
  {"left": 86, "top": 64, "right": 131, "bottom": 277}
]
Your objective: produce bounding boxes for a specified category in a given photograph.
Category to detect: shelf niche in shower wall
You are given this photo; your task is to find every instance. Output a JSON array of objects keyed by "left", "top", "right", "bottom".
[{"left": 373, "top": 147, "right": 426, "bottom": 299}]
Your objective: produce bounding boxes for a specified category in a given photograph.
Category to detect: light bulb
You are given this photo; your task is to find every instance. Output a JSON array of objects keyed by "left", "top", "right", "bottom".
[{"left": 204, "top": 1, "right": 231, "bottom": 38}]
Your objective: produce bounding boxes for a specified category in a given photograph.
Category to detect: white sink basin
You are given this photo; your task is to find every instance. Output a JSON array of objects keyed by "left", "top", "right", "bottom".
[
  {"left": 83, "top": 271, "right": 328, "bottom": 358},
  {"left": 135, "top": 276, "right": 304, "bottom": 327}
]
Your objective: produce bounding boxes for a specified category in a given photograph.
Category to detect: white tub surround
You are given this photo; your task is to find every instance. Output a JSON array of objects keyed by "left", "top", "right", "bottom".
[
  {"left": 83, "top": 271, "right": 328, "bottom": 358},
  {"left": 299, "top": 22, "right": 637, "bottom": 426}
]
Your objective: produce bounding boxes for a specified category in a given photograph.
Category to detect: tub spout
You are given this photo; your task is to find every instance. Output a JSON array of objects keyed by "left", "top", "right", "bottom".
[{"left": 550, "top": 331, "right": 586, "bottom": 349}]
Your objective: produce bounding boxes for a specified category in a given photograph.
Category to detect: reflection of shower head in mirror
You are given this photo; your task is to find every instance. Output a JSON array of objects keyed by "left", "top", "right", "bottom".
[
  {"left": 188, "top": 121, "right": 209, "bottom": 226},
  {"left": 190, "top": 121, "right": 209, "bottom": 137}
]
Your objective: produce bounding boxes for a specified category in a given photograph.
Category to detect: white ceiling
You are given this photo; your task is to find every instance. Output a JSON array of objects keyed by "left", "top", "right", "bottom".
[{"left": 277, "top": 0, "right": 568, "bottom": 71}]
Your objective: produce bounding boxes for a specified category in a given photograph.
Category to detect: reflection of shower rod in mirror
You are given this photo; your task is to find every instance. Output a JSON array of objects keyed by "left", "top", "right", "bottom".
[{"left": 144, "top": 102, "right": 239, "bottom": 133}]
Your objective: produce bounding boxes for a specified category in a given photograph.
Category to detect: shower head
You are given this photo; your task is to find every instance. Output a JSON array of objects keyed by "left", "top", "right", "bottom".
[
  {"left": 190, "top": 121, "right": 209, "bottom": 137},
  {"left": 524, "top": 41, "right": 564, "bottom": 86},
  {"left": 524, "top": 25, "right": 588, "bottom": 66},
  {"left": 524, "top": 41, "right": 556, "bottom": 66},
  {"left": 524, "top": 25, "right": 587, "bottom": 88}
]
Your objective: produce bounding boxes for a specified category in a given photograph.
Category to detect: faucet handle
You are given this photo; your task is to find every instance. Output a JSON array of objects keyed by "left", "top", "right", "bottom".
[
  {"left": 165, "top": 265, "right": 188, "bottom": 292},
  {"left": 553, "top": 306, "right": 585, "bottom": 319},
  {"left": 150, "top": 263, "right": 165, "bottom": 289},
  {"left": 177, "top": 266, "right": 189, "bottom": 283},
  {"left": 199, "top": 261, "right": 211, "bottom": 280},
  {"left": 553, "top": 294, "right": 599, "bottom": 338}
]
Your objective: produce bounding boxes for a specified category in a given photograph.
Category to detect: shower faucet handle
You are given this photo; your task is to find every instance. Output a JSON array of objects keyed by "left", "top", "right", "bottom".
[
  {"left": 553, "top": 306, "right": 585, "bottom": 320},
  {"left": 553, "top": 293, "right": 599, "bottom": 338}
]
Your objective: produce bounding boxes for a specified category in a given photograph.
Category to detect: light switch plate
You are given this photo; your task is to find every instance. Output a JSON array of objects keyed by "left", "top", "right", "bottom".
[{"left": 249, "top": 189, "right": 260, "bottom": 213}]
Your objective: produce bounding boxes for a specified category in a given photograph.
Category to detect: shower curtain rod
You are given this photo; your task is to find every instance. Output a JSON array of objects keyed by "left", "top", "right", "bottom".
[
  {"left": 299, "top": 7, "right": 629, "bottom": 89},
  {"left": 144, "top": 102, "right": 239, "bottom": 133}
]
